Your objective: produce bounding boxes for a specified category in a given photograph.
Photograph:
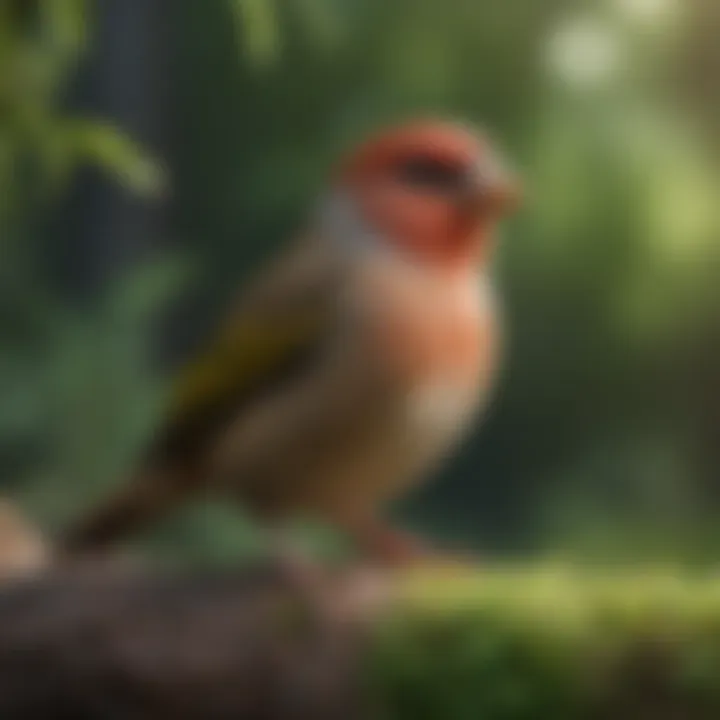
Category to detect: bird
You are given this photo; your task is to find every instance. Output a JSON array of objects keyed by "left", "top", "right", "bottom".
[{"left": 63, "top": 120, "right": 520, "bottom": 566}]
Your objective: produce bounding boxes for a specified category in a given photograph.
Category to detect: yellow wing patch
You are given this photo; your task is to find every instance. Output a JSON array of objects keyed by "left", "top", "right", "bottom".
[{"left": 168, "top": 313, "right": 322, "bottom": 427}]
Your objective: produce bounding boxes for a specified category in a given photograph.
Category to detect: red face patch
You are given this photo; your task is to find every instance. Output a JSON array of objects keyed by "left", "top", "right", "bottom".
[{"left": 336, "top": 121, "right": 513, "bottom": 268}]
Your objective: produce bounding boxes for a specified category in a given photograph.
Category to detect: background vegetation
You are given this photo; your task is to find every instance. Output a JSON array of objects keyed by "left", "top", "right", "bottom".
[
  {"left": 372, "top": 566, "right": 720, "bottom": 719},
  {"left": 0, "top": 0, "right": 718, "bottom": 564}
]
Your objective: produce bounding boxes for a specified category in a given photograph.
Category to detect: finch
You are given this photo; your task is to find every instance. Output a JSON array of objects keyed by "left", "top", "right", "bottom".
[{"left": 63, "top": 120, "right": 520, "bottom": 565}]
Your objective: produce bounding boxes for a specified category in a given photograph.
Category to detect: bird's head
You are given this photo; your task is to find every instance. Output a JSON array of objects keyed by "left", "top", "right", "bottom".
[{"left": 328, "top": 120, "right": 521, "bottom": 269}]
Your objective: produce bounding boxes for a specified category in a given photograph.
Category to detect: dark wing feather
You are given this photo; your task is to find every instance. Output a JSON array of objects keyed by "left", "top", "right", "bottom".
[
  {"left": 61, "top": 238, "right": 344, "bottom": 552},
  {"left": 149, "top": 238, "right": 343, "bottom": 462}
]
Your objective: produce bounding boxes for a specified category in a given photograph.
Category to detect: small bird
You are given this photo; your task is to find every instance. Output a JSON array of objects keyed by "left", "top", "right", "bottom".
[{"left": 64, "top": 120, "right": 520, "bottom": 565}]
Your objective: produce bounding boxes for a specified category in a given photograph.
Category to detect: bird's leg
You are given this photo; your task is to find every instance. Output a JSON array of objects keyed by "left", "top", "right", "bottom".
[
  {"left": 255, "top": 524, "right": 391, "bottom": 628},
  {"left": 338, "top": 514, "right": 480, "bottom": 569},
  {"left": 339, "top": 515, "right": 433, "bottom": 568}
]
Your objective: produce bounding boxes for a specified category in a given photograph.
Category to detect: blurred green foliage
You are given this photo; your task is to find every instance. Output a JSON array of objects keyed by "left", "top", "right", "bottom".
[
  {"left": 0, "top": 0, "right": 718, "bottom": 560},
  {"left": 370, "top": 566, "right": 720, "bottom": 718},
  {"left": 0, "top": 0, "right": 173, "bottom": 527}
]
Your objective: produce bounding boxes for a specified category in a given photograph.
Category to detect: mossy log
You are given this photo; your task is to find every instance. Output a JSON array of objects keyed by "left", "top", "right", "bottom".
[{"left": 1, "top": 563, "right": 720, "bottom": 719}]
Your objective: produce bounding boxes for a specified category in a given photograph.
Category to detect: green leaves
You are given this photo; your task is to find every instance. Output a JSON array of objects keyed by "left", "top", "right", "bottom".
[
  {"left": 0, "top": 2, "right": 170, "bottom": 524},
  {"left": 369, "top": 567, "right": 720, "bottom": 719},
  {"left": 0, "top": 2, "right": 163, "bottom": 206},
  {"left": 103, "top": 254, "right": 194, "bottom": 330},
  {"left": 228, "top": 0, "right": 340, "bottom": 67},
  {"left": 230, "top": 0, "right": 281, "bottom": 67},
  {"left": 9, "top": 257, "right": 192, "bottom": 523},
  {"left": 67, "top": 120, "right": 167, "bottom": 197}
]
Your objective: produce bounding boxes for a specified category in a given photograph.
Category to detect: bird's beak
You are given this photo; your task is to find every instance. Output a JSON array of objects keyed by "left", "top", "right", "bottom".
[{"left": 461, "top": 157, "right": 521, "bottom": 220}]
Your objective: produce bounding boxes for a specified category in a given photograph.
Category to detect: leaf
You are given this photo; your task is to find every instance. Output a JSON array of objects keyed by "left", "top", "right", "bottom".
[
  {"left": 293, "top": 0, "right": 341, "bottom": 46},
  {"left": 0, "top": 362, "right": 45, "bottom": 439},
  {"left": 39, "top": 0, "right": 89, "bottom": 64},
  {"left": 65, "top": 119, "right": 167, "bottom": 198},
  {"left": 104, "top": 255, "right": 194, "bottom": 326},
  {"left": 229, "top": 0, "right": 281, "bottom": 67}
]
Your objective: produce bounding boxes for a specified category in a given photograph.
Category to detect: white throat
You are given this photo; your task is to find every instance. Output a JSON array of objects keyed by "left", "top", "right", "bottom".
[{"left": 316, "top": 191, "right": 385, "bottom": 256}]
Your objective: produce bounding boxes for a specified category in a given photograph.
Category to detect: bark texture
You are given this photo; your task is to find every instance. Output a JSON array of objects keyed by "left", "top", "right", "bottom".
[{"left": 0, "top": 560, "right": 375, "bottom": 720}]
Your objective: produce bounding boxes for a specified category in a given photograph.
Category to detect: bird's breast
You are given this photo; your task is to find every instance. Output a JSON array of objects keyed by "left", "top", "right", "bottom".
[{"left": 350, "top": 253, "right": 500, "bottom": 442}]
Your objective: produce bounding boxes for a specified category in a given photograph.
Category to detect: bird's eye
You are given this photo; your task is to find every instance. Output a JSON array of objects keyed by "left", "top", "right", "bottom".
[{"left": 393, "top": 156, "right": 466, "bottom": 193}]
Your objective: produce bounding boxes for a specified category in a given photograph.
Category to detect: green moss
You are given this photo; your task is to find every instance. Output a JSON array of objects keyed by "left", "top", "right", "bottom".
[{"left": 366, "top": 566, "right": 720, "bottom": 719}]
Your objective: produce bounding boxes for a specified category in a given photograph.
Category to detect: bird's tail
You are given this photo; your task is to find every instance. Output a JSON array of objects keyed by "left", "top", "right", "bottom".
[
  {"left": 62, "top": 464, "right": 196, "bottom": 554},
  {"left": 0, "top": 499, "right": 49, "bottom": 581}
]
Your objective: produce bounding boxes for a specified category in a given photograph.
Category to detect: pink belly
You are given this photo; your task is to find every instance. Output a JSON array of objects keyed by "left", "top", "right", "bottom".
[
  {"left": 353, "top": 255, "right": 498, "bottom": 391},
  {"left": 375, "top": 284, "right": 497, "bottom": 394}
]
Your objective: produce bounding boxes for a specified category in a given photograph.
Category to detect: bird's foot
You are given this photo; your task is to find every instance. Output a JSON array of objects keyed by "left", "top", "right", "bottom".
[{"left": 343, "top": 518, "right": 479, "bottom": 571}]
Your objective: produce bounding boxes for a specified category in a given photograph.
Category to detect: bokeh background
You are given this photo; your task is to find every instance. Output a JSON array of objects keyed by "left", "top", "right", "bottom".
[{"left": 0, "top": 0, "right": 718, "bottom": 565}]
